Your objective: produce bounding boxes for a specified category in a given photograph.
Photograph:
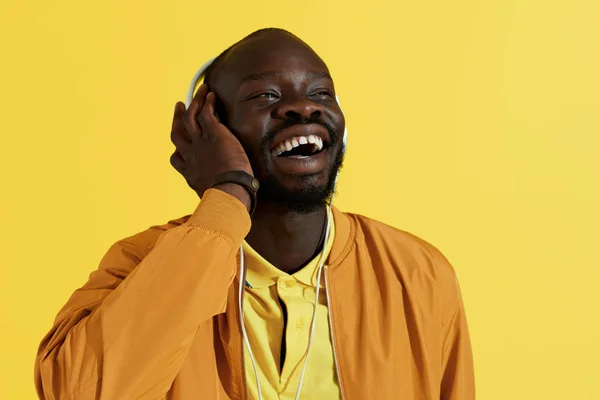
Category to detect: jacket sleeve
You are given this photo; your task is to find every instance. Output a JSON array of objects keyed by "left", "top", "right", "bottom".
[
  {"left": 436, "top": 251, "right": 476, "bottom": 400},
  {"left": 34, "top": 189, "right": 250, "bottom": 400}
]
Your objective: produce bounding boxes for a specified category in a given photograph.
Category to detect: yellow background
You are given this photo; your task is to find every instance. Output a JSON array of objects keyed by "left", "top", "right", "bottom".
[{"left": 1, "top": 0, "right": 599, "bottom": 398}]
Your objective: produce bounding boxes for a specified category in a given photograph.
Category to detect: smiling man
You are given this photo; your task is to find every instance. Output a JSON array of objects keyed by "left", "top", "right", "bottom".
[{"left": 35, "top": 28, "right": 475, "bottom": 400}]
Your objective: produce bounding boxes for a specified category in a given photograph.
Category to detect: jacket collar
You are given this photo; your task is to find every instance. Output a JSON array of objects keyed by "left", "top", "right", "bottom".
[
  {"left": 229, "top": 204, "right": 355, "bottom": 276},
  {"left": 329, "top": 205, "right": 355, "bottom": 270}
]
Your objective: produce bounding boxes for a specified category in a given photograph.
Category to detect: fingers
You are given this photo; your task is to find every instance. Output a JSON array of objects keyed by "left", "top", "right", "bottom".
[
  {"left": 171, "top": 102, "right": 190, "bottom": 148},
  {"left": 170, "top": 151, "right": 185, "bottom": 173},
  {"left": 197, "top": 92, "right": 222, "bottom": 137},
  {"left": 184, "top": 84, "right": 210, "bottom": 139},
  {"left": 172, "top": 101, "right": 186, "bottom": 130}
]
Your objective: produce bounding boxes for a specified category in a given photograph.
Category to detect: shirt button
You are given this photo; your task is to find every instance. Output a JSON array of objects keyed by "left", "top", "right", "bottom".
[
  {"left": 285, "top": 280, "right": 296, "bottom": 288},
  {"left": 295, "top": 320, "right": 304, "bottom": 331}
]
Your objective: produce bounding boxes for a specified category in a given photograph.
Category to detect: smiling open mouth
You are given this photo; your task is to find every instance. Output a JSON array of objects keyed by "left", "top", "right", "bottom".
[{"left": 271, "top": 135, "right": 326, "bottom": 159}]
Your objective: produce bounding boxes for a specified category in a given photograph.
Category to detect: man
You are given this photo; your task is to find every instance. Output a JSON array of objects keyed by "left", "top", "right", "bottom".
[{"left": 35, "top": 28, "right": 475, "bottom": 399}]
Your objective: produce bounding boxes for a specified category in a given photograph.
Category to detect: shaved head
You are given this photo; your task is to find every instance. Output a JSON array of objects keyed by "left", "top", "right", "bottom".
[{"left": 204, "top": 28, "right": 323, "bottom": 89}]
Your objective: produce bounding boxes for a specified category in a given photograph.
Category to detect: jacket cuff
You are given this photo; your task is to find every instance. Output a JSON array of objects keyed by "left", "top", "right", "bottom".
[{"left": 187, "top": 188, "right": 251, "bottom": 245}]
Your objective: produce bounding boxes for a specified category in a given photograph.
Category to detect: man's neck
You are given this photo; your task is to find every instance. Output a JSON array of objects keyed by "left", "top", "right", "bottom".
[{"left": 246, "top": 202, "right": 328, "bottom": 274}]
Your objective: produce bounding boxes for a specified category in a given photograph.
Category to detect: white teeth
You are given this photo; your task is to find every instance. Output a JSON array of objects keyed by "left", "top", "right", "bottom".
[
  {"left": 272, "top": 135, "right": 326, "bottom": 156},
  {"left": 316, "top": 137, "right": 323, "bottom": 150}
]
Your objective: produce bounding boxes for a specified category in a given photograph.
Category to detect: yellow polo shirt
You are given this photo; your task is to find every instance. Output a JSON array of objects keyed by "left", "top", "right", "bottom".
[{"left": 241, "top": 211, "right": 341, "bottom": 400}]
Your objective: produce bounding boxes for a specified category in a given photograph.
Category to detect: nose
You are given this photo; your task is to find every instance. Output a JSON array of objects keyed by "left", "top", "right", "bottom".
[{"left": 273, "top": 96, "right": 324, "bottom": 120}]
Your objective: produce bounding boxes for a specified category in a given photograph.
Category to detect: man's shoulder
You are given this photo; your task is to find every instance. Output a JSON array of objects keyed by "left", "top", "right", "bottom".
[
  {"left": 346, "top": 211, "right": 437, "bottom": 252},
  {"left": 107, "top": 214, "right": 192, "bottom": 259},
  {"left": 343, "top": 211, "right": 457, "bottom": 279}
]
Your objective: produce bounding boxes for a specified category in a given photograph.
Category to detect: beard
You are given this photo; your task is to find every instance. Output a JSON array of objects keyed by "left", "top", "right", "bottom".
[{"left": 256, "top": 117, "right": 345, "bottom": 214}]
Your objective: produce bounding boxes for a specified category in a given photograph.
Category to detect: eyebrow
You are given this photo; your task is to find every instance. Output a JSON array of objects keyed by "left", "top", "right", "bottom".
[{"left": 241, "top": 70, "right": 332, "bottom": 83}]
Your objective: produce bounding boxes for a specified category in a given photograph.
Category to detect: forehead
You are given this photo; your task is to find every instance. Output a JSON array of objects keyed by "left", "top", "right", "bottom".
[{"left": 214, "top": 33, "right": 331, "bottom": 93}]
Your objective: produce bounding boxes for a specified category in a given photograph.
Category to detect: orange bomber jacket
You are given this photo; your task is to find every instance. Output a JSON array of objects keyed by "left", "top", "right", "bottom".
[{"left": 35, "top": 189, "right": 475, "bottom": 399}]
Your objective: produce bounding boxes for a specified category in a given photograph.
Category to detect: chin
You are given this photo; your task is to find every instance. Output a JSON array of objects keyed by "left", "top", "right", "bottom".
[{"left": 257, "top": 174, "right": 333, "bottom": 213}]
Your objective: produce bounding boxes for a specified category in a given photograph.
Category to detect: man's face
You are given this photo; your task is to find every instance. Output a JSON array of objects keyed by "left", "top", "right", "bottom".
[{"left": 211, "top": 33, "right": 346, "bottom": 213}]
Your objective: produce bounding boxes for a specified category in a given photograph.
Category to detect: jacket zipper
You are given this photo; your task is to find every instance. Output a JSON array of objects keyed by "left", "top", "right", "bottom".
[
  {"left": 241, "top": 293, "right": 248, "bottom": 400},
  {"left": 324, "top": 266, "right": 346, "bottom": 400}
]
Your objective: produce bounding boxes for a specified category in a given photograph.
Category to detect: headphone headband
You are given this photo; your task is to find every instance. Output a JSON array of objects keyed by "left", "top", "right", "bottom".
[{"left": 185, "top": 57, "right": 216, "bottom": 108}]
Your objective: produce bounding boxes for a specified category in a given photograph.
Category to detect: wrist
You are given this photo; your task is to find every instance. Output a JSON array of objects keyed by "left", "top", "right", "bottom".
[
  {"left": 208, "top": 171, "right": 259, "bottom": 214},
  {"left": 211, "top": 183, "right": 252, "bottom": 213}
]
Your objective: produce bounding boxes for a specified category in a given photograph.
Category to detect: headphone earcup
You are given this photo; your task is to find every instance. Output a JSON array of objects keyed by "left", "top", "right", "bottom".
[{"left": 335, "top": 95, "right": 348, "bottom": 147}]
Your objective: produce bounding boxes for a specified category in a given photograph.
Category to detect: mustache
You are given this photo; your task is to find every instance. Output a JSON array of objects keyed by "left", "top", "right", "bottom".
[{"left": 261, "top": 115, "right": 338, "bottom": 149}]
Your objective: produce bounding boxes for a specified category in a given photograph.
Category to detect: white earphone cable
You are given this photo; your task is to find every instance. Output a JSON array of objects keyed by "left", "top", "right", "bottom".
[
  {"left": 294, "top": 205, "right": 332, "bottom": 400},
  {"left": 238, "top": 247, "right": 263, "bottom": 400}
]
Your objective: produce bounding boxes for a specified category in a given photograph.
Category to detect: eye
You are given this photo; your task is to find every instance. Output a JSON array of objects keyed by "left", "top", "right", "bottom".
[
  {"left": 311, "top": 89, "right": 333, "bottom": 98},
  {"left": 253, "top": 92, "right": 279, "bottom": 99}
]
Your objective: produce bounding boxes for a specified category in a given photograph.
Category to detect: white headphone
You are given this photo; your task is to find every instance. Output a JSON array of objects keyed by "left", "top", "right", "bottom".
[{"left": 185, "top": 59, "right": 346, "bottom": 400}]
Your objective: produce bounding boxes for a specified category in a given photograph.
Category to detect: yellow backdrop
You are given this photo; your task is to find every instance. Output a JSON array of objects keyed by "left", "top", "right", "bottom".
[{"left": 1, "top": 0, "right": 599, "bottom": 398}]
